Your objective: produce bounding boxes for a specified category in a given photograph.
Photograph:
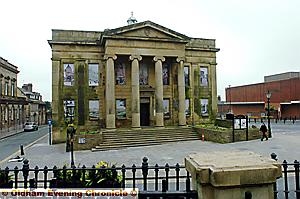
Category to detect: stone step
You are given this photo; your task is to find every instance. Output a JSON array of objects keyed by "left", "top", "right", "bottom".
[
  {"left": 103, "top": 132, "right": 199, "bottom": 139},
  {"left": 92, "top": 126, "right": 199, "bottom": 151},
  {"left": 92, "top": 137, "right": 200, "bottom": 151},
  {"left": 102, "top": 128, "right": 193, "bottom": 135},
  {"left": 102, "top": 128, "right": 194, "bottom": 136},
  {"left": 98, "top": 136, "right": 199, "bottom": 147},
  {"left": 103, "top": 134, "right": 199, "bottom": 142},
  {"left": 98, "top": 136, "right": 199, "bottom": 145}
]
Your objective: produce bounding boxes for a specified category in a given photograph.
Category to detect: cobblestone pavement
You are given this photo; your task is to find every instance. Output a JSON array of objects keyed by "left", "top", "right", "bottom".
[{"left": 1, "top": 121, "right": 299, "bottom": 168}]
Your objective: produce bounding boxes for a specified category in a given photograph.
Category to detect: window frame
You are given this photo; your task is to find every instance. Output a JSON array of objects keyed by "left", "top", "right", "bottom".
[
  {"left": 63, "top": 63, "right": 75, "bottom": 86},
  {"left": 200, "top": 67, "right": 209, "bottom": 87},
  {"left": 200, "top": 98, "right": 209, "bottom": 116},
  {"left": 163, "top": 98, "right": 170, "bottom": 118},
  {"left": 88, "top": 63, "right": 99, "bottom": 87},
  {"left": 116, "top": 99, "right": 127, "bottom": 119},
  {"left": 88, "top": 99, "right": 99, "bottom": 120},
  {"left": 162, "top": 63, "right": 170, "bottom": 85}
]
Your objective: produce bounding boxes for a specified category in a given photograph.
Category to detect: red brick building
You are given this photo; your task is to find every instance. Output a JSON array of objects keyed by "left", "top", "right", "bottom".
[{"left": 219, "top": 72, "right": 300, "bottom": 119}]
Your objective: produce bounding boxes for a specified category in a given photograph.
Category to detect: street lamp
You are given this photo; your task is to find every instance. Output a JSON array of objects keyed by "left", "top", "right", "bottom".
[
  {"left": 266, "top": 91, "right": 272, "bottom": 138},
  {"left": 228, "top": 85, "right": 232, "bottom": 113},
  {"left": 64, "top": 100, "right": 76, "bottom": 167}
]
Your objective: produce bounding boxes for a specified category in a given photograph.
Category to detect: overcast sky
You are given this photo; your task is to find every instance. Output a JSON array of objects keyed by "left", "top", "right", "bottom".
[{"left": 1, "top": 0, "right": 299, "bottom": 101}]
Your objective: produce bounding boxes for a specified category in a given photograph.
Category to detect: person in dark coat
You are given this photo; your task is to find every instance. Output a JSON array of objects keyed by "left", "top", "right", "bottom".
[{"left": 260, "top": 123, "right": 268, "bottom": 141}]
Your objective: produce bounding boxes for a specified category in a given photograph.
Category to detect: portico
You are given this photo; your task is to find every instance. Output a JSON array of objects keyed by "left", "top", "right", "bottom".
[{"left": 104, "top": 53, "right": 187, "bottom": 129}]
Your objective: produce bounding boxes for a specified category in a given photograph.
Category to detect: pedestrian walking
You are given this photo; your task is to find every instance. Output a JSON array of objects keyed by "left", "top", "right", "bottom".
[{"left": 260, "top": 122, "right": 268, "bottom": 141}]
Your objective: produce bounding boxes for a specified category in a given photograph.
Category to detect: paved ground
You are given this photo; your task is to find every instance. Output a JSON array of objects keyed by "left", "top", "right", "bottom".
[{"left": 1, "top": 121, "right": 299, "bottom": 169}]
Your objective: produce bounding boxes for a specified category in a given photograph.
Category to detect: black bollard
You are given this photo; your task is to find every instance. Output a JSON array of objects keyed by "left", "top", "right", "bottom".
[
  {"left": 20, "top": 145, "right": 24, "bottom": 156},
  {"left": 271, "top": 153, "right": 278, "bottom": 161}
]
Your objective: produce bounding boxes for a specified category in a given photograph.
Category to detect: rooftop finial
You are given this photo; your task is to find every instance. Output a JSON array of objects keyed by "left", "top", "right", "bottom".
[{"left": 127, "top": 12, "right": 137, "bottom": 25}]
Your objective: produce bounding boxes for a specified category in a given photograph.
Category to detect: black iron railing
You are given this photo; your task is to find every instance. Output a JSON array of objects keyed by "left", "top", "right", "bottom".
[
  {"left": 272, "top": 154, "right": 300, "bottom": 199},
  {"left": 0, "top": 157, "right": 198, "bottom": 198}
]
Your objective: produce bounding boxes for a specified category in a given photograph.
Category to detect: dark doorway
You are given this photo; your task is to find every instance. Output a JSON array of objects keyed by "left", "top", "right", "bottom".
[{"left": 140, "top": 103, "right": 150, "bottom": 126}]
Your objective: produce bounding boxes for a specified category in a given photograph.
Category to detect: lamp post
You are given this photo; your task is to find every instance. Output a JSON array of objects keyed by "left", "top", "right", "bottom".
[
  {"left": 228, "top": 85, "right": 232, "bottom": 113},
  {"left": 65, "top": 101, "right": 76, "bottom": 167},
  {"left": 266, "top": 91, "right": 272, "bottom": 138}
]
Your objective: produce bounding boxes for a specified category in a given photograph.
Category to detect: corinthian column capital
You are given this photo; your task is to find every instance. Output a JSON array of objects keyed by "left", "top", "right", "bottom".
[
  {"left": 129, "top": 55, "right": 142, "bottom": 61},
  {"left": 153, "top": 56, "right": 165, "bottom": 62},
  {"left": 104, "top": 54, "right": 117, "bottom": 60}
]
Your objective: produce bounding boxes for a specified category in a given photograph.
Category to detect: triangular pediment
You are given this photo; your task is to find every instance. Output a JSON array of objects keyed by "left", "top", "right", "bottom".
[{"left": 102, "top": 21, "right": 189, "bottom": 42}]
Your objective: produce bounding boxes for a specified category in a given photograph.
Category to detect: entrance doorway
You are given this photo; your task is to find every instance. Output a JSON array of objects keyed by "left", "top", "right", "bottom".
[{"left": 140, "top": 98, "right": 150, "bottom": 126}]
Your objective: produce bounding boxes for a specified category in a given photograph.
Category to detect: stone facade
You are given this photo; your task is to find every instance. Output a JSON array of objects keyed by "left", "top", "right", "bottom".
[
  {"left": 0, "top": 57, "right": 27, "bottom": 137},
  {"left": 20, "top": 83, "right": 47, "bottom": 125},
  {"left": 48, "top": 21, "right": 219, "bottom": 143}
]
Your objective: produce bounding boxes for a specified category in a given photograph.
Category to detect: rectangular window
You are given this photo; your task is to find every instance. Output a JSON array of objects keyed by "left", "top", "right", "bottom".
[
  {"left": 5, "top": 107, "right": 8, "bottom": 121},
  {"left": 185, "top": 99, "right": 190, "bottom": 116},
  {"left": 200, "top": 99, "right": 209, "bottom": 116},
  {"left": 162, "top": 63, "right": 170, "bottom": 85},
  {"left": 11, "top": 82, "right": 15, "bottom": 97},
  {"left": 17, "top": 107, "right": 20, "bottom": 120},
  {"left": 5, "top": 82, "right": 9, "bottom": 95},
  {"left": 89, "top": 100, "right": 99, "bottom": 120},
  {"left": 163, "top": 99, "right": 170, "bottom": 118},
  {"left": 11, "top": 108, "right": 14, "bottom": 121},
  {"left": 200, "top": 67, "right": 208, "bottom": 86},
  {"left": 88, "top": 64, "right": 99, "bottom": 86},
  {"left": 63, "top": 100, "right": 75, "bottom": 120},
  {"left": 184, "top": 66, "right": 190, "bottom": 86},
  {"left": 64, "top": 64, "right": 75, "bottom": 86},
  {"left": 115, "top": 62, "right": 126, "bottom": 85},
  {"left": 139, "top": 63, "right": 148, "bottom": 85},
  {"left": 116, "top": 99, "right": 126, "bottom": 119}
]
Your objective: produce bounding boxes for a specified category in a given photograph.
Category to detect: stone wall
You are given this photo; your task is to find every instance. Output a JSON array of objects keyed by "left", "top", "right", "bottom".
[
  {"left": 194, "top": 126, "right": 260, "bottom": 143},
  {"left": 73, "top": 132, "right": 103, "bottom": 151}
]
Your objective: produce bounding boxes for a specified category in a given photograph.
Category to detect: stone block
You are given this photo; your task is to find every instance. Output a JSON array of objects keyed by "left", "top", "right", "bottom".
[{"left": 185, "top": 151, "right": 282, "bottom": 199}]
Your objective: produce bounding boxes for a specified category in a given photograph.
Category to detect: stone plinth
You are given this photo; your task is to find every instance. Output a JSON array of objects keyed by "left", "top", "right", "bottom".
[{"left": 185, "top": 151, "right": 282, "bottom": 199}]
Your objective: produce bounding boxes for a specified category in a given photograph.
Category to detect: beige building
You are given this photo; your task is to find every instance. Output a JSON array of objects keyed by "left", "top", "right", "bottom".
[
  {"left": 48, "top": 20, "right": 219, "bottom": 142},
  {"left": 20, "top": 83, "right": 47, "bottom": 125},
  {"left": 0, "top": 57, "right": 27, "bottom": 137}
]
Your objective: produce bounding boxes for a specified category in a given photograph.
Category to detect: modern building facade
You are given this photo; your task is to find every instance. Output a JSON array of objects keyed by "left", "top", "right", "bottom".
[
  {"left": 0, "top": 57, "right": 27, "bottom": 137},
  {"left": 48, "top": 20, "right": 219, "bottom": 141},
  {"left": 219, "top": 72, "right": 300, "bottom": 119}
]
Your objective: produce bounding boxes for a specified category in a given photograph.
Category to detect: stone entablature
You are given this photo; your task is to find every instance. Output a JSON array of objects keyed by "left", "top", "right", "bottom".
[{"left": 49, "top": 20, "right": 219, "bottom": 143}]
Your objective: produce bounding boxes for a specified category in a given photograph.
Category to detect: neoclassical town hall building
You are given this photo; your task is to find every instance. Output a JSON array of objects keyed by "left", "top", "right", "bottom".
[{"left": 48, "top": 19, "right": 219, "bottom": 141}]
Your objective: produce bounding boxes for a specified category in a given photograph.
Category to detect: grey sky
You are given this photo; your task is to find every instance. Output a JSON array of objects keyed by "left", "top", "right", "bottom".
[{"left": 1, "top": 0, "right": 299, "bottom": 101}]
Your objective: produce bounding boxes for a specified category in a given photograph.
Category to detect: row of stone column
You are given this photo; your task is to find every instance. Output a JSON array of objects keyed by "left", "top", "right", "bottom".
[{"left": 104, "top": 54, "right": 186, "bottom": 129}]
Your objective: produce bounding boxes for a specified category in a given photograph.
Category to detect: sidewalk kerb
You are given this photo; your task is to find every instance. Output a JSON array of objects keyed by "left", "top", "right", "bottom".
[{"left": 0, "top": 133, "right": 48, "bottom": 165}]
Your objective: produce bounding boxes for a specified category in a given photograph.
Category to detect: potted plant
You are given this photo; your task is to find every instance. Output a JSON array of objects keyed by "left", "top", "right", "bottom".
[
  {"left": 0, "top": 170, "right": 13, "bottom": 188},
  {"left": 50, "top": 165, "right": 84, "bottom": 188},
  {"left": 85, "top": 161, "right": 122, "bottom": 188},
  {"left": 50, "top": 161, "right": 122, "bottom": 188}
]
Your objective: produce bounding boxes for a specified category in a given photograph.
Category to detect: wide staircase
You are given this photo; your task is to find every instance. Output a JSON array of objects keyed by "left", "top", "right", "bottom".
[{"left": 92, "top": 126, "right": 199, "bottom": 151}]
